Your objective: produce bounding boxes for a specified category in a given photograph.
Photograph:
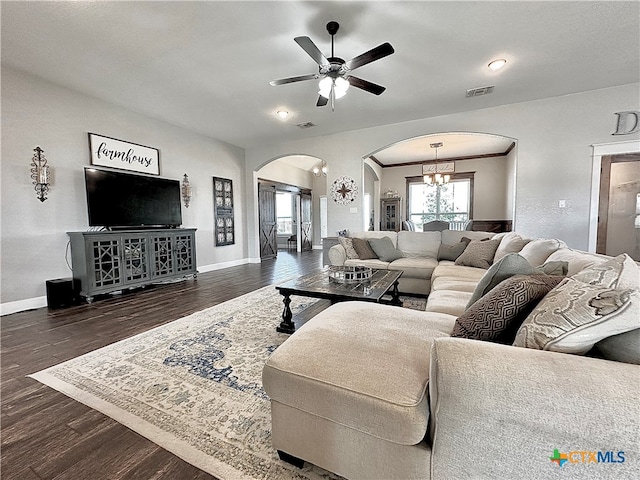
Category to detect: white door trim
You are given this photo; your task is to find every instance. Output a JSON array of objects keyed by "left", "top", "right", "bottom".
[{"left": 589, "top": 140, "right": 640, "bottom": 252}]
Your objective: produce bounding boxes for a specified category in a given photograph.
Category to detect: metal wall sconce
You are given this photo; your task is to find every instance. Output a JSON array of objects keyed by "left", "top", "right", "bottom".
[
  {"left": 313, "top": 160, "right": 327, "bottom": 177},
  {"left": 182, "top": 173, "right": 192, "bottom": 208},
  {"left": 30, "top": 146, "right": 50, "bottom": 202}
]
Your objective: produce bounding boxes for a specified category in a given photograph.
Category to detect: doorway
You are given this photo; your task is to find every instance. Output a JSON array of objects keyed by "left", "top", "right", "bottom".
[
  {"left": 596, "top": 152, "right": 640, "bottom": 260},
  {"left": 258, "top": 182, "right": 278, "bottom": 260},
  {"left": 258, "top": 180, "right": 313, "bottom": 259}
]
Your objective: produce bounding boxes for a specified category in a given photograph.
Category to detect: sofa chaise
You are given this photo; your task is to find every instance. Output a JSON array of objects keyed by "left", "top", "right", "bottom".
[{"left": 263, "top": 231, "right": 640, "bottom": 479}]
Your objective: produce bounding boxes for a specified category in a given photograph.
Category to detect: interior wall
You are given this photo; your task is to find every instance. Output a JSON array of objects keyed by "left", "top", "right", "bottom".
[
  {"left": 364, "top": 158, "right": 383, "bottom": 233},
  {"left": 312, "top": 174, "right": 328, "bottom": 247},
  {"left": 505, "top": 147, "right": 517, "bottom": 221},
  {"left": 380, "top": 155, "right": 509, "bottom": 221},
  {"left": 1, "top": 66, "right": 246, "bottom": 310},
  {"left": 257, "top": 159, "right": 313, "bottom": 190},
  {"left": 245, "top": 83, "right": 640, "bottom": 256}
]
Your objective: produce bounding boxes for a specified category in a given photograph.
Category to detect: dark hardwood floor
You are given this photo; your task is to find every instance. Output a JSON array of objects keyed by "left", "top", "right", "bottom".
[{"left": 1, "top": 250, "right": 323, "bottom": 480}]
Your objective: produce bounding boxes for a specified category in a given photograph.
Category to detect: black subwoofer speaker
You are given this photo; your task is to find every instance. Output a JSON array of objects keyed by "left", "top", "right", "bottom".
[{"left": 46, "top": 278, "right": 78, "bottom": 309}]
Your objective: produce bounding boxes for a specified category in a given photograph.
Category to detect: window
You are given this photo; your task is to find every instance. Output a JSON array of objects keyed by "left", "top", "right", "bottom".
[
  {"left": 407, "top": 175, "right": 472, "bottom": 230},
  {"left": 276, "top": 191, "right": 293, "bottom": 234}
]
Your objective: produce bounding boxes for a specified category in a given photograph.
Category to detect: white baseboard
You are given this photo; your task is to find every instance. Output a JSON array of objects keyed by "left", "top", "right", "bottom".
[
  {"left": 1, "top": 296, "right": 47, "bottom": 317},
  {"left": 1, "top": 257, "right": 264, "bottom": 316},
  {"left": 197, "top": 257, "right": 253, "bottom": 273}
]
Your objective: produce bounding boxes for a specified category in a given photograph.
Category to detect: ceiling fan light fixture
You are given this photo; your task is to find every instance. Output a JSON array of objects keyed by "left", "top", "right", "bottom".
[
  {"left": 272, "top": 21, "right": 393, "bottom": 107},
  {"left": 334, "top": 76, "right": 349, "bottom": 96},
  {"left": 318, "top": 77, "right": 349, "bottom": 100},
  {"left": 318, "top": 77, "right": 332, "bottom": 98}
]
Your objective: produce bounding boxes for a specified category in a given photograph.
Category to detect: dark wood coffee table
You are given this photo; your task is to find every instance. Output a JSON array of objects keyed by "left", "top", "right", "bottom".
[{"left": 275, "top": 268, "right": 403, "bottom": 334}]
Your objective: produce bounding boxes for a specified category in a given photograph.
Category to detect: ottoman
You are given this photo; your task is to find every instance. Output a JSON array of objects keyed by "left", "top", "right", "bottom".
[{"left": 262, "top": 301, "right": 454, "bottom": 479}]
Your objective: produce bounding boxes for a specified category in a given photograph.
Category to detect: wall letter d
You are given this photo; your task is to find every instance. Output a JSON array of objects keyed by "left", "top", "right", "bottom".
[{"left": 613, "top": 111, "right": 640, "bottom": 135}]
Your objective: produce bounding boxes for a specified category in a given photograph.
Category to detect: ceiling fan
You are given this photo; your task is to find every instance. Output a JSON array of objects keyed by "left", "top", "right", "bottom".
[{"left": 269, "top": 21, "right": 394, "bottom": 110}]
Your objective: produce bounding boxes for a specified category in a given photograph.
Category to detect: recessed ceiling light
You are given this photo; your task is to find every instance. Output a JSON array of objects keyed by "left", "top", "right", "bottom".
[
  {"left": 276, "top": 110, "right": 290, "bottom": 120},
  {"left": 488, "top": 58, "right": 507, "bottom": 71}
]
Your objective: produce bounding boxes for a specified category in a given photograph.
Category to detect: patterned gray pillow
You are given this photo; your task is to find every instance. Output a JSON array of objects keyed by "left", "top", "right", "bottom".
[
  {"left": 514, "top": 278, "right": 640, "bottom": 354},
  {"left": 572, "top": 253, "right": 638, "bottom": 290},
  {"left": 452, "top": 275, "right": 563, "bottom": 344},
  {"left": 455, "top": 239, "right": 500, "bottom": 269},
  {"left": 437, "top": 238, "right": 471, "bottom": 261},
  {"left": 338, "top": 237, "right": 359, "bottom": 259},
  {"left": 466, "top": 253, "right": 568, "bottom": 308}
]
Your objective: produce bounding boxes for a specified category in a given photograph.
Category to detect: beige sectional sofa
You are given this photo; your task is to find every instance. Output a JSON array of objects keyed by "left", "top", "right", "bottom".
[
  {"left": 263, "top": 231, "right": 640, "bottom": 479},
  {"left": 327, "top": 230, "right": 496, "bottom": 295}
]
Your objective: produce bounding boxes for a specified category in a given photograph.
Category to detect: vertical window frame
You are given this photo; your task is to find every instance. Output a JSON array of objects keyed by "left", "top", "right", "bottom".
[{"left": 405, "top": 173, "right": 475, "bottom": 228}]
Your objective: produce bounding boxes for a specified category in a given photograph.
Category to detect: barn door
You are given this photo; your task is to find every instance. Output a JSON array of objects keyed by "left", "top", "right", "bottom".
[
  {"left": 597, "top": 152, "right": 640, "bottom": 260},
  {"left": 300, "top": 192, "right": 312, "bottom": 251},
  {"left": 258, "top": 182, "right": 278, "bottom": 259}
]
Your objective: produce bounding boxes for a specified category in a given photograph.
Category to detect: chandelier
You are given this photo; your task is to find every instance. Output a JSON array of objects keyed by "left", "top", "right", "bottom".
[{"left": 423, "top": 142, "right": 450, "bottom": 185}]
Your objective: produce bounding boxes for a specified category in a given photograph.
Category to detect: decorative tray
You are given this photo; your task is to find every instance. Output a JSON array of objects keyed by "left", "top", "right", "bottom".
[{"left": 328, "top": 266, "right": 373, "bottom": 284}]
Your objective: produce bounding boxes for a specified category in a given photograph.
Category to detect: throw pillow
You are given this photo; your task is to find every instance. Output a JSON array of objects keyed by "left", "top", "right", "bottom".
[
  {"left": 466, "top": 253, "right": 545, "bottom": 308},
  {"left": 493, "top": 232, "right": 531, "bottom": 262},
  {"left": 454, "top": 238, "right": 500, "bottom": 269},
  {"left": 571, "top": 253, "right": 639, "bottom": 290},
  {"left": 539, "top": 260, "right": 568, "bottom": 276},
  {"left": 437, "top": 237, "right": 472, "bottom": 261},
  {"left": 513, "top": 278, "right": 640, "bottom": 354},
  {"left": 518, "top": 238, "right": 567, "bottom": 266},
  {"left": 466, "top": 253, "right": 570, "bottom": 308},
  {"left": 452, "top": 275, "right": 564, "bottom": 344},
  {"left": 595, "top": 328, "right": 640, "bottom": 365},
  {"left": 338, "top": 237, "right": 359, "bottom": 259},
  {"left": 352, "top": 237, "right": 378, "bottom": 260},
  {"left": 368, "top": 237, "right": 404, "bottom": 262}
]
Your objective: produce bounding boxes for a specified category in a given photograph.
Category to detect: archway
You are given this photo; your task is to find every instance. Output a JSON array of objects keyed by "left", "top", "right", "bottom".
[
  {"left": 255, "top": 154, "right": 327, "bottom": 257},
  {"left": 363, "top": 132, "right": 517, "bottom": 232}
]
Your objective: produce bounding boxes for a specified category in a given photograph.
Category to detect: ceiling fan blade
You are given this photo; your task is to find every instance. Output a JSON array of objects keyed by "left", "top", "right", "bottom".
[
  {"left": 348, "top": 76, "right": 386, "bottom": 95},
  {"left": 294, "top": 36, "right": 329, "bottom": 66},
  {"left": 270, "top": 73, "right": 319, "bottom": 86},
  {"left": 316, "top": 95, "right": 328, "bottom": 107},
  {"left": 345, "top": 42, "right": 394, "bottom": 70}
]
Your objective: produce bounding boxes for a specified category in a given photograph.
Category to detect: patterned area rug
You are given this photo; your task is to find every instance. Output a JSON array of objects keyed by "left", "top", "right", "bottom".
[{"left": 29, "top": 287, "right": 426, "bottom": 479}]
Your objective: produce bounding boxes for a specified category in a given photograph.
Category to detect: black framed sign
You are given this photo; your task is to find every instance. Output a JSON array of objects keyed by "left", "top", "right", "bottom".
[
  {"left": 88, "top": 133, "right": 160, "bottom": 175},
  {"left": 213, "top": 177, "right": 234, "bottom": 246}
]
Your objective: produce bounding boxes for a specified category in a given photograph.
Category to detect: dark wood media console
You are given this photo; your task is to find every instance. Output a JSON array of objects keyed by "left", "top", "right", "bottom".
[{"left": 67, "top": 228, "right": 197, "bottom": 302}]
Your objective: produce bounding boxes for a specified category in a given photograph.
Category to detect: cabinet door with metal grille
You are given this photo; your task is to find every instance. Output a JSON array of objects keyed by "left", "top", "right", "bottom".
[
  {"left": 123, "top": 234, "right": 150, "bottom": 284},
  {"left": 151, "top": 234, "right": 174, "bottom": 278},
  {"left": 89, "top": 236, "right": 123, "bottom": 291},
  {"left": 174, "top": 232, "right": 196, "bottom": 274}
]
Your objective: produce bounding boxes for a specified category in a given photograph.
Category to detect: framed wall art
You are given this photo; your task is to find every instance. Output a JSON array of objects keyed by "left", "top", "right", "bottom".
[
  {"left": 213, "top": 177, "right": 235, "bottom": 246},
  {"left": 88, "top": 133, "right": 160, "bottom": 175}
]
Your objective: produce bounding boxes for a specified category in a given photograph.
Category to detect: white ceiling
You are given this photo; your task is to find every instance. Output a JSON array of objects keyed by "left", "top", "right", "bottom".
[
  {"left": 2, "top": 1, "right": 639, "bottom": 165},
  {"left": 370, "top": 132, "right": 515, "bottom": 166}
]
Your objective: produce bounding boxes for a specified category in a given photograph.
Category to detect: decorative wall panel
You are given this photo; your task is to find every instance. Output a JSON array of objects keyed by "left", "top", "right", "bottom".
[{"left": 213, "top": 177, "right": 235, "bottom": 246}]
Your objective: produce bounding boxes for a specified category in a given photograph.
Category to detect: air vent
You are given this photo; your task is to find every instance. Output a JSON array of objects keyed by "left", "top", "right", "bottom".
[
  {"left": 296, "top": 122, "right": 316, "bottom": 129},
  {"left": 466, "top": 85, "right": 495, "bottom": 97}
]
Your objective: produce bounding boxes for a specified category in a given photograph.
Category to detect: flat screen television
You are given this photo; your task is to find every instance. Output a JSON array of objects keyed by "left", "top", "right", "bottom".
[{"left": 85, "top": 168, "right": 182, "bottom": 228}]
